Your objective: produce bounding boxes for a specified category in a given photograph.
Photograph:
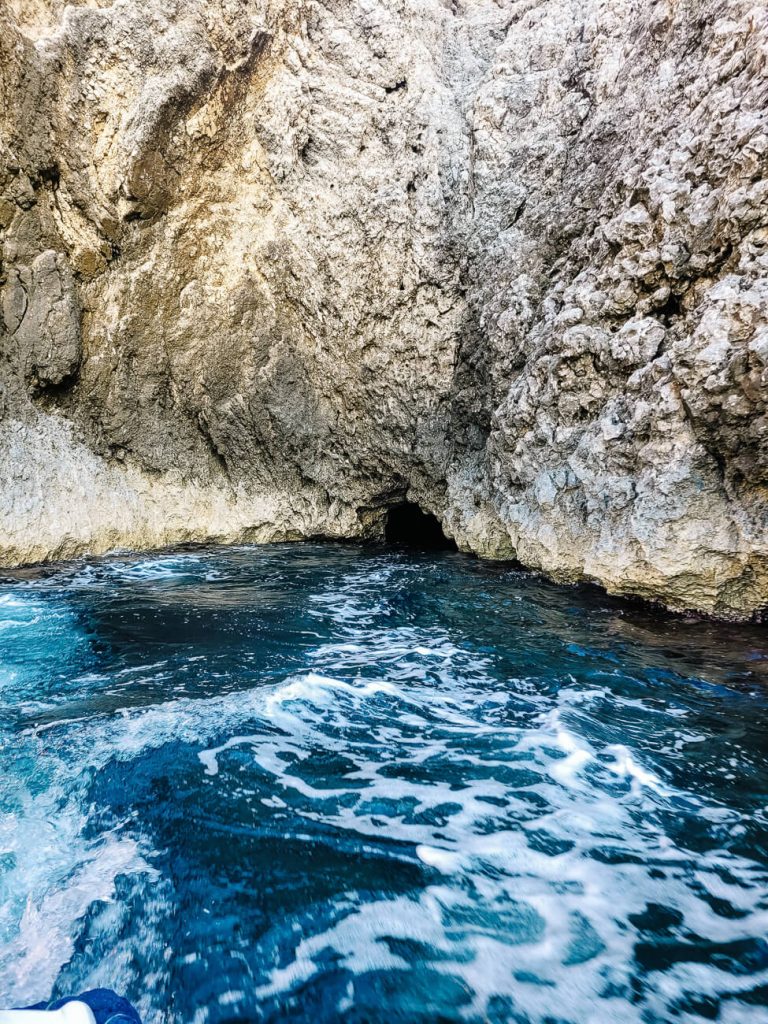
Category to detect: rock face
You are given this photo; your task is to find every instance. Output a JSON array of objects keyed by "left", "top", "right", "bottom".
[{"left": 1, "top": 0, "right": 767, "bottom": 618}]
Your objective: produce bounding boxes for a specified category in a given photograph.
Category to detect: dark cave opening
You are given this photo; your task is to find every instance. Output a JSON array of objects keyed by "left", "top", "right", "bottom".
[{"left": 384, "top": 502, "right": 457, "bottom": 551}]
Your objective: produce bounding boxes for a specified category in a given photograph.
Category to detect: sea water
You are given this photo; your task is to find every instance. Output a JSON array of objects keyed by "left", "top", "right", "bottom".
[{"left": 0, "top": 544, "right": 767, "bottom": 1023}]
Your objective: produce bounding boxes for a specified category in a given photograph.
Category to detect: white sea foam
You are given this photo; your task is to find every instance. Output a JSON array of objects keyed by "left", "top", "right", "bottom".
[
  {"left": 2, "top": 835, "right": 150, "bottom": 1005},
  {"left": 187, "top": 662, "right": 768, "bottom": 1022},
  {"left": 98, "top": 556, "right": 206, "bottom": 583},
  {"left": 1, "top": 554, "right": 767, "bottom": 1022},
  {"left": 217, "top": 561, "right": 768, "bottom": 1020},
  {"left": 0, "top": 770, "right": 154, "bottom": 1007}
]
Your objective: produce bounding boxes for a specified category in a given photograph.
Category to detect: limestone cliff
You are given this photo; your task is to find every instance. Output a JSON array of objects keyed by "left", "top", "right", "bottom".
[{"left": 1, "top": 0, "right": 767, "bottom": 618}]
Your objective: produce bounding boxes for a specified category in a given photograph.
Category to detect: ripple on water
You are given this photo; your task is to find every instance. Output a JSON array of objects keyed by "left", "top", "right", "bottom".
[{"left": 0, "top": 544, "right": 767, "bottom": 1023}]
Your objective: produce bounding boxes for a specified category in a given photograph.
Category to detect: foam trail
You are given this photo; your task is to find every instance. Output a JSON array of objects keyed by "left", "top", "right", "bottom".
[{"left": 0, "top": 545, "right": 766, "bottom": 1023}]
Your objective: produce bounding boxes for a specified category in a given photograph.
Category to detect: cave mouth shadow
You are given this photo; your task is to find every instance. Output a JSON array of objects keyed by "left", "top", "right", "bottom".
[{"left": 384, "top": 502, "right": 457, "bottom": 551}]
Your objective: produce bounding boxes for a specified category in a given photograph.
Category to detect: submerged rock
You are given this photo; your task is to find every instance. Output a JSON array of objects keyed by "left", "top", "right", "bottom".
[{"left": 0, "top": 0, "right": 766, "bottom": 617}]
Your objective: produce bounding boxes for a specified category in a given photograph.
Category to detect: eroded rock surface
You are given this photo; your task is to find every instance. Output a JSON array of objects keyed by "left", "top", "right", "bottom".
[{"left": 1, "top": 0, "right": 767, "bottom": 617}]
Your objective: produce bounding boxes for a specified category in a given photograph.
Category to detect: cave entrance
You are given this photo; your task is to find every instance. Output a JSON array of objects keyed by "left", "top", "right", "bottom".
[{"left": 384, "top": 502, "right": 457, "bottom": 551}]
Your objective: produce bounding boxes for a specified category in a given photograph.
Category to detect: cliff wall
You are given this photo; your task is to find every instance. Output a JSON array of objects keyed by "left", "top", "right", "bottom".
[{"left": 2, "top": 0, "right": 767, "bottom": 617}]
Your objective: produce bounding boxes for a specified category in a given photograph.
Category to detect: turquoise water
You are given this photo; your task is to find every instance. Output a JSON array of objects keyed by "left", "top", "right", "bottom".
[{"left": 1, "top": 544, "right": 767, "bottom": 1023}]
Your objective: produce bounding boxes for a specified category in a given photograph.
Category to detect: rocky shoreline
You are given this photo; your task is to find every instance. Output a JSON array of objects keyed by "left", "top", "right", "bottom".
[{"left": 2, "top": 0, "right": 766, "bottom": 618}]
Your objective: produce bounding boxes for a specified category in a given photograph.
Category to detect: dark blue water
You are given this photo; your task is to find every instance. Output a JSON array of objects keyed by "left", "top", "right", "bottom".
[{"left": 1, "top": 544, "right": 767, "bottom": 1023}]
